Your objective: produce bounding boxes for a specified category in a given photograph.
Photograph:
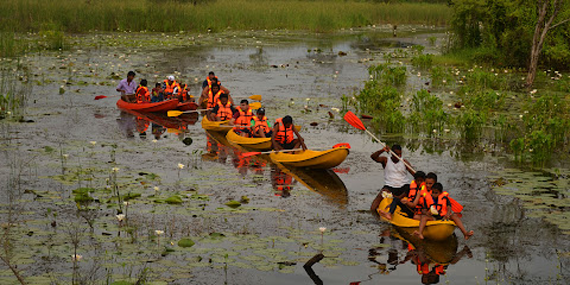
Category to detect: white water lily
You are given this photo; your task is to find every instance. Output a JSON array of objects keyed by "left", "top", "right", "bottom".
[
  {"left": 306, "top": 98, "right": 310, "bottom": 101},
  {"left": 319, "top": 227, "right": 326, "bottom": 233},
  {"left": 62, "top": 154, "right": 69, "bottom": 159},
  {"left": 154, "top": 186, "right": 160, "bottom": 192},
  {"left": 152, "top": 139, "right": 158, "bottom": 143},
  {"left": 112, "top": 167, "right": 120, "bottom": 172},
  {"left": 72, "top": 254, "right": 83, "bottom": 261},
  {"left": 178, "top": 163, "right": 185, "bottom": 169},
  {"left": 123, "top": 201, "right": 129, "bottom": 206},
  {"left": 155, "top": 230, "right": 164, "bottom": 235},
  {"left": 530, "top": 89, "right": 538, "bottom": 95},
  {"left": 89, "top": 141, "right": 97, "bottom": 145},
  {"left": 444, "top": 129, "right": 451, "bottom": 133},
  {"left": 116, "top": 214, "right": 125, "bottom": 222},
  {"left": 331, "top": 107, "right": 340, "bottom": 113}
]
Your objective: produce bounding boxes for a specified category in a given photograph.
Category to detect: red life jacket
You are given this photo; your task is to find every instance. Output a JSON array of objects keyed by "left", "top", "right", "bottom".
[
  {"left": 216, "top": 101, "right": 233, "bottom": 121},
  {"left": 136, "top": 86, "right": 150, "bottom": 103},
  {"left": 180, "top": 86, "right": 189, "bottom": 102},
  {"left": 207, "top": 90, "right": 223, "bottom": 108},
  {"left": 253, "top": 116, "right": 271, "bottom": 134},
  {"left": 206, "top": 76, "right": 220, "bottom": 89},
  {"left": 274, "top": 118, "right": 294, "bottom": 144}
]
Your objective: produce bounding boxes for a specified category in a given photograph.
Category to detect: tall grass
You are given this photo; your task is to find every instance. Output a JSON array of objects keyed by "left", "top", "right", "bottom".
[{"left": 0, "top": 0, "right": 451, "bottom": 33}]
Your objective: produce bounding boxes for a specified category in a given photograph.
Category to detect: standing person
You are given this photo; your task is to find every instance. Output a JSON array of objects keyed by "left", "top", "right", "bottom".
[
  {"left": 370, "top": 144, "right": 415, "bottom": 214},
  {"left": 271, "top": 115, "right": 307, "bottom": 151},
  {"left": 116, "top": 71, "right": 137, "bottom": 102},
  {"left": 202, "top": 71, "right": 219, "bottom": 90},
  {"left": 162, "top": 75, "right": 180, "bottom": 100}
]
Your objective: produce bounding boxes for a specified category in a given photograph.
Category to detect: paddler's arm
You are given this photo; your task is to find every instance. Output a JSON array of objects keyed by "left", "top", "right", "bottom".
[
  {"left": 443, "top": 197, "right": 452, "bottom": 220},
  {"left": 370, "top": 147, "right": 388, "bottom": 168},
  {"left": 403, "top": 158, "right": 415, "bottom": 176},
  {"left": 292, "top": 127, "right": 307, "bottom": 150},
  {"left": 229, "top": 109, "right": 239, "bottom": 126},
  {"left": 271, "top": 123, "right": 282, "bottom": 151},
  {"left": 207, "top": 106, "right": 219, "bottom": 121}
]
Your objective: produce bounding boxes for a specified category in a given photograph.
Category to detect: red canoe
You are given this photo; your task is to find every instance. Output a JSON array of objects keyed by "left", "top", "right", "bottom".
[
  {"left": 116, "top": 99, "right": 179, "bottom": 113},
  {"left": 177, "top": 101, "right": 199, "bottom": 111}
]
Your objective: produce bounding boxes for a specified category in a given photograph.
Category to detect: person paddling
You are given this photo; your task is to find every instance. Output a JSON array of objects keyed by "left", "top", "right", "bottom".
[
  {"left": 116, "top": 71, "right": 137, "bottom": 102},
  {"left": 252, "top": 108, "right": 272, "bottom": 138},
  {"left": 207, "top": 93, "right": 236, "bottom": 122},
  {"left": 203, "top": 71, "right": 220, "bottom": 90},
  {"left": 271, "top": 115, "right": 307, "bottom": 151},
  {"left": 199, "top": 78, "right": 232, "bottom": 107},
  {"left": 230, "top": 99, "right": 255, "bottom": 137},
  {"left": 370, "top": 144, "right": 415, "bottom": 215}
]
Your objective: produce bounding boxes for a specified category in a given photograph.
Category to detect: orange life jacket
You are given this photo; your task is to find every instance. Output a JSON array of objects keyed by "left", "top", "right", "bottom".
[
  {"left": 207, "top": 90, "right": 223, "bottom": 108},
  {"left": 274, "top": 118, "right": 295, "bottom": 144},
  {"left": 216, "top": 101, "right": 233, "bottom": 121},
  {"left": 427, "top": 192, "right": 450, "bottom": 217},
  {"left": 163, "top": 80, "right": 180, "bottom": 98},
  {"left": 136, "top": 86, "right": 150, "bottom": 103},
  {"left": 407, "top": 180, "right": 424, "bottom": 200},
  {"left": 254, "top": 116, "right": 271, "bottom": 134},
  {"left": 136, "top": 117, "right": 149, "bottom": 133},
  {"left": 235, "top": 108, "right": 254, "bottom": 127},
  {"left": 415, "top": 185, "right": 434, "bottom": 215},
  {"left": 180, "top": 86, "right": 189, "bottom": 102},
  {"left": 206, "top": 76, "right": 220, "bottom": 89},
  {"left": 417, "top": 261, "right": 446, "bottom": 275}
]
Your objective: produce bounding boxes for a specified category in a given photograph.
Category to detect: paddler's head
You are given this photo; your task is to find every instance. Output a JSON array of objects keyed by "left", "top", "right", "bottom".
[
  {"left": 390, "top": 144, "right": 402, "bottom": 163},
  {"left": 421, "top": 271, "right": 440, "bottom": 285},
  {"left": 414, "top": 171, "right": 426, "bottom": 185},
  {"left": 282, "top": 115, "right": 293, "bottom": 128},
  {"left": 140, "top": 79, "right": 147, "bottom": 87},
  {"left": 208, "top": 71, "right": 216, "bottom": 80},
  {"left": 211, "top": 83, "right": 220, "bottom": 93},
  {"left": 167, "top": 75, "right": 175, "bottom": 84},
  {"left": 127, "top": 71, "right": 136, "bottom": 82},
  {"left": 425, "top": 172, "right": 437, "bottom": 191},
  {"left": 219, "top": 93, "right": 229, "bottom": 105},
  {"left": 256, "top": 108, "right": 265, "bottom": 119},
  {"left": 431, "top": 183, "right": 443, "bottom": 198},
  {"left": 239, "top": 99, "right": 249, "bottom": 112}
]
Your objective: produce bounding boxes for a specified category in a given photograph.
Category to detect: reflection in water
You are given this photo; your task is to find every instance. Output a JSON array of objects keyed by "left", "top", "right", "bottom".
[
  {"left": 363, "top": 228, "right": 472, "bottom": 284},
  {"left": 271, "top": 165, "right": 294, "bottom": 197},
  {"left": 117, "top": 109, "right": 198, "bottom": 140}
]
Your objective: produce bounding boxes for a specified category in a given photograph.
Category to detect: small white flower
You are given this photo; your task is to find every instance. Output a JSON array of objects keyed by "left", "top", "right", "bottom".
[
  {"left": 154, "top": 186, "right": 160, "bottom": 192},
  {"left": 6, "top": 111, "right": 11, "bottom": 115},
  {"left": 444, "top": 129, "right": 450, "bottom": 133},
  {"left": 447, "top": 103, "right": 452, "bottom": 107},
  {"left": 112, "top": 167, "right": 120, "bottom": 172},
  {"left": 89, "top": 141, "right": 96, "bottom": 145},
  {"left": 530, "top": 89, "right": 538, "bottom": 94},
  {"left": 116, "top": 214, "right": 125, "bottom": 222},
  {"left": 123, "top": 201, "right": 129, "bottom": 206},
  {"left": 449, "top": 91, "right": 454, "bottom": 95},
  {"left": 152, "top": 139, "right": 158, "bottom": 143},
  {"left": 331, "top": 107, "right": 340, "bottom": 113},
  {"left": 432, "top": 129, "right": 437, "bottom": 133},
  {"left": 442, "top": 79, "right": 446, "bottom": 83},
  {"left": 319, "top": 227, "right": 326, "bottom": 233},
  {"left": 417, "top": 72, "right": 421, "bottom": 77},
  {"left": 155, "top": 230, "right": 164, "bottom": 235},
  {"left": 178, "top": 163, "right": 185, "bottom": 169},
  {"left": 306, "top": 98, "right": 310, "bottom": 101},
  {"left": 519, "top": 114, "right": 523, "bottom": 118},
  {"left": 72, "top": 254, "right": 83, "bottom": 261}
]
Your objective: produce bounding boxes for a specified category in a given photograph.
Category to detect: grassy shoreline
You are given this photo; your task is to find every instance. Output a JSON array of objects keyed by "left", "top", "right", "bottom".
[{"left": 1, "top": 0, "right": 451, "bottom": 33}]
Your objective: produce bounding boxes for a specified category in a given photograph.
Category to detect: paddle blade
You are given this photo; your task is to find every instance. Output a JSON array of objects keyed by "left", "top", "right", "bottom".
[
  {"left": 167, "top": 110, "right": 184, "bottom": 117},
  {"left": 94, "top": 95, "right": 108, "bottom": 100},
  {"left": 239, "top": 151, "right": 262, "bottom": 159},
  {"left": 343, "top": 111, "right": 366, "bottom": 131},
  {"left": 249, "top": 94, "right": 262, "bottom": 101},
  {"left": 249, "top": 102, "right": 262, "bottom": 110}
]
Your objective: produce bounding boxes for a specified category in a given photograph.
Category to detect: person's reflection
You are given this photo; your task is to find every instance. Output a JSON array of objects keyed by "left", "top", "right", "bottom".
[
  {"left": 368, "top": 229, "right": 407, "bottom": 273},
  {"left": 232, "top": 149, "right": 250, "bottom": 177},
  {"left": 271, "top": 166, "right": 294, "bottom": 198},
  {"left": 116, "top": 111, "right": 136, "bottom": 138},
  {"left": 151, "top": 123, "right": 166, "bottom": 140},
  {"left": 136, "top": 116, "right": 149, "bottom": 139},
  {"left": 400, "top": 244, "right": 473, "bottom": 284}
]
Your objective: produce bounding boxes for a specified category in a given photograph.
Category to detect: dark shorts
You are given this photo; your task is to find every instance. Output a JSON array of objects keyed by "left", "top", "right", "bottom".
[
  {"left": 279, "top": 141, "right": 297, "bottom": 150},
  {"left": 382, "top": 184, "right": 410, "bottom": 197},
  {"left": 236, "top": 129, "right": 252, "bottom": 136}
]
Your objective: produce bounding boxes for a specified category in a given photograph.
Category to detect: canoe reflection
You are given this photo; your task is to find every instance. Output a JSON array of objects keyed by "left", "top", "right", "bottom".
[
  {"left": 362, "top": 228, "right": 472, "bottom": 284},
  {"left": 117, "top": 109, "right": 198, "bottom": 139}
]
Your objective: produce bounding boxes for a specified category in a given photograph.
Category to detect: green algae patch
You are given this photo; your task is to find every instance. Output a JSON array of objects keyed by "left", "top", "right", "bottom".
[
  {"left": 178, "top": 238, "right": 195, "bottom": 248},
  {"left": 165, "top": 195, "right": 183, "bottom": 204},
  {"left": 225, "top": 200, "right": 242, "bottom": 208},
  {"left": 73, "top": 187, "right": 95, "bottom": 203}
]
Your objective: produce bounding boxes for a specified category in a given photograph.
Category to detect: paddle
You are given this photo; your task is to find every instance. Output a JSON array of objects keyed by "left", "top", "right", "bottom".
[
  {"left": 239, "top": 148, "right": 303, "bottom": 159},
  {"left": 343, "top": 111, "right": 415, "bottom": 172},
  {"left": 95, "top": 94, "right": 195, "bottom": 100},
  {"left": 249, "top": 95, "right": 262, "bottom": 101},
  {"left": 167, "top": 108, "right": 211, "bottom": 117}
]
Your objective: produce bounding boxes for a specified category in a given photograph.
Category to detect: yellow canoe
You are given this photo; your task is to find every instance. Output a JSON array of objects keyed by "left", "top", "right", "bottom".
[
  {"left": 269, "top": 147, "right": 349, "bottom": 169},
  {"left": 378, "top": 198, "right": 456, "bottom": 241},
  {"left": 201, "top": 116, "right": 231, "bottom": 133},
  {"left": 225, "top": 126, "right": 302, "bottom": 151}
]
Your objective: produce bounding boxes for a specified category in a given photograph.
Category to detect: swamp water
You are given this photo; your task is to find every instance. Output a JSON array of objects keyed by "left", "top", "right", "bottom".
[{"left": 0, "top": 27, "right": 568, "bottom": 284}]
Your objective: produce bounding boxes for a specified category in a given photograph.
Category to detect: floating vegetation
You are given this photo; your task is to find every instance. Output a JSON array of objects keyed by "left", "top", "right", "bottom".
[{"left": 489, "top": 168, "right": 570, "bottom": 234}]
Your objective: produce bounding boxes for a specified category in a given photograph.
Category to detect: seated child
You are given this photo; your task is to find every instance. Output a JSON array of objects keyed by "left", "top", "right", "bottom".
[
  {"left": 151, "top": 83, "right": 164, "bottom": 102},
  {"left": 413, "top": 183, "right": 474, "bottom": 240},
  {"left": 378, "top": 171, "right": 426, "bottom": 220}
]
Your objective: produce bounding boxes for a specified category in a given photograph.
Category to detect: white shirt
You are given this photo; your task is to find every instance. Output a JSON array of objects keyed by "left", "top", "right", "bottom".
[{"left": 384, "top": 157, "right": 407, "bottom": 188}]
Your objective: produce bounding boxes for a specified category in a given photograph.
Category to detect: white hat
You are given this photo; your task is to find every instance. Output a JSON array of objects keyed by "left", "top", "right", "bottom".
[{"left": 167, "top": 75, "right": 175, "bottom": 81}]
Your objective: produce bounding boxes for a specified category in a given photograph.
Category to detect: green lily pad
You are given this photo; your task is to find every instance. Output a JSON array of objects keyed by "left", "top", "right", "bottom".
[
  {"left": 178, "top": 238, "right": 195, "bottom": 248},
  {"left": 165, "top": 195, "right": 183, "bottom": 204},
  {"left": 225, "top": 201, "right": 241, "bottom": 208}
]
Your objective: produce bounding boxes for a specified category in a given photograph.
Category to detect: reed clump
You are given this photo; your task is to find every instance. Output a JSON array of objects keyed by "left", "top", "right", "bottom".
[{"left": 0, "top": 0, "right": 451, "bottom": 33}]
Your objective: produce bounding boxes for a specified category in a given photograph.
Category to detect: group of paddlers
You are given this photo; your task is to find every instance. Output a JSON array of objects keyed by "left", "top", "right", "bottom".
[
  {"left": 116, "top": 71, "right": 307, "bottom": 151},
  {"left": 370, "top": 145, "right": 474, "bottom": 240}
]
